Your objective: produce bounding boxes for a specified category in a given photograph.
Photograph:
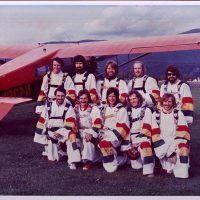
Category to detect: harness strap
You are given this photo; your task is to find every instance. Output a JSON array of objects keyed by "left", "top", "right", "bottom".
[
  {"left": 47, "top": 101, "right": 70, "bottom": 122},
  {"left": 48, "top": 127, "right": 60, "bottom": 132},
  {"left": 46, "top": 127, "right": 61, "bottom": 144},
  {"left": 128, "top": 106, "right": 146, "bottom": 127},
  {"left": 46, "top": 135, "right": 58, "bottom": 144},
  {"left": 164, "top": 80, "right": 187, "bottom": 100},
  {"left": 47, "top": 101, "right": 52, "bottom": 119},
  {"left": 46, "top": 102, "right": 71, "bottom": 142},
  {"left": 130, "top": 132, "right": 140, "bottom": 135},
  {"left": 132, "top": 75, "right": 148, "bottom": 93},
  {"left": 100, "top": 79, "right": 105, "bottom": 97},
  {"left": 49, "top": 116, "right": 63, "bottom": 120},
  {"left": 47, "top": 72, "right": 68, "bottom": 96},
  {"left": 49, "top": 84, "right": 60, "bottom": 88},
  {"left": 100, "top": 77, "right": 121, "bottom": 97},
  {"left": 116, "top": 104, "right": 124, "bottom": 110},
  {"left": 47, "top": 71, "right": 51, "bottom": 96},
  {"left": 116, "top": 78, "right": 120, "bottom": 88},
  {"left": 73, "top": 72, "right": 89, "bottom": 90},
  {"left": 156, "top": 109, "right": 179, "bottom": 126},
  {"left": 61, "top": 73, "right": 68, "bottom": 87}
]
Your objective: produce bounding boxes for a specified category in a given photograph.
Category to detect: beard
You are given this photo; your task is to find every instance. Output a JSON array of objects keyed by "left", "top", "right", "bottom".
[
  {"left": 76, "top": 67, "right": 85, "bottom": 74},
  {"left": 106, "top": 73, "right": 116, "bottom": 80},
  {"left": 168, "top": 78, "right": 177, "bottom": 84}
]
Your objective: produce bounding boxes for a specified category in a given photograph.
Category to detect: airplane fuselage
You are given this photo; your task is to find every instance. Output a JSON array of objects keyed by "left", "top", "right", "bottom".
[{"left": 0, "top": 79, "right": 42, "bottom": 99}]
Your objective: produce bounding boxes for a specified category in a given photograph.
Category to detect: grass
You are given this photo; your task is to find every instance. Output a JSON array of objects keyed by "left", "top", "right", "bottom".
[{"left": 0, "top": 86, "right": 200, "bottom": 195}]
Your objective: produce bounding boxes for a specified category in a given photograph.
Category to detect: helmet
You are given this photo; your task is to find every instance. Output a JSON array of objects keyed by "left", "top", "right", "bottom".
[{"left": 127, "top": 147, "right": 140, "bottom": 160}]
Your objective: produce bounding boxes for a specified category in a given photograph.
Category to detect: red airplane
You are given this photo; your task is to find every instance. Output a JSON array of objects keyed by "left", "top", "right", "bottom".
[{"left": 1, "top": 32, "right": 200, "bottom": 120}]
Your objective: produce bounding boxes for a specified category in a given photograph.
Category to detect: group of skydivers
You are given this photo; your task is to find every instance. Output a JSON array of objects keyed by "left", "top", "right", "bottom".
[{"left": 34, "top": 55, "right": 193, "bottom": 179}]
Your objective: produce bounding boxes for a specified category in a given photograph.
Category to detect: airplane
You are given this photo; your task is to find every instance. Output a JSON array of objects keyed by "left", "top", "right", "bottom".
[{"left": 1, "top": 32, "right": 200, "bottom": 120}]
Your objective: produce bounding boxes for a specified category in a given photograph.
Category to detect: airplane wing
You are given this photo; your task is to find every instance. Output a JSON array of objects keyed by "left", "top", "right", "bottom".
[
  {"left": 0, "top": 46, "right": 59, "bottom": 91},
  {"left": 1, "top": 32, "right": 200, "bottom": 92},
  {"left": 0, "top": 44, "right": 39, "bottom": 59},
  {"left": 55, "top": 32, "right": 200, "bottom": 58},
  {"left": 0, "top": 97, "right": 32, "bottom": 120}
]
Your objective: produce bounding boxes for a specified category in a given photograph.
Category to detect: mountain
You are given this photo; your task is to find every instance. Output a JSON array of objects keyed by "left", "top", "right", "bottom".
[
  {"left": 96, "top": 49, "right": 200, "bottom": 81},
  {"left": 41, "top": 39, "right": 106, "bottom": 45},
  {"left": 97, "top": 29, "right": 200, "bottom": 80},
  {"left": 180, "top": 28, "right": 200, "bottom": 34}
]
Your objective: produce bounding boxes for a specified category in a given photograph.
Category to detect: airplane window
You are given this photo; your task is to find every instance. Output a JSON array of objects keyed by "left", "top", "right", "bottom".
[{"left": 35, "top": 65, "right": 49, "bottom": 77}]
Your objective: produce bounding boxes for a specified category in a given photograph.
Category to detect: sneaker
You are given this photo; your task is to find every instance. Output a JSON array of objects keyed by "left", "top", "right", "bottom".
[
  {"left": 48, "top": 159, "right": 58, "bottom": 164},
  {"left": 103, "top": 162, "right": 118, "bottom": 173},
  {"left": 83, "top": 163, "right": 93, "bottom": 170},
  {"left": 159, "top": 168, "right": 167, "bottom": 174},
  {"left": 69, "top": 163, "right": 77, "bottom": 170}
]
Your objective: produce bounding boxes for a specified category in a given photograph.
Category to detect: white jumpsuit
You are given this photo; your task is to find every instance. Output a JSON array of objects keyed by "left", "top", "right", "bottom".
[
  {"left": 97, "top": 77, "right": 128, "bottom": 104},
  {"left": 129, "top": 104, "right": 154, "bottom": 175},
  {"left": 160, "top": 79, "right": 194, "bottom": 124},
  {"left": 152, "top": 108, "right": 190, "bottom": 178},
  {"left": 75, "top": 104, "right": 102, "bottom": 163},
  {"left": 73, "top": 72, "right": 98, "bottom": 104},
  {"left": 98, "top": 103, "right": 130, "bottom": 172},
  {"left": 34, "top": 99, "right": 81, "bottom": 164},
  {"left": 35, "top": 71, "right": 75, "bottom": 114},
  {"left": 128, "top": 75, "right": 160, "bottom": 108}
]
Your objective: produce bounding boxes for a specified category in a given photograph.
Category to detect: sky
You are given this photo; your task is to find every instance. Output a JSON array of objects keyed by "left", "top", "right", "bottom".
[{"left": 1, "top": 1, "right": 200, "bottom": 45}]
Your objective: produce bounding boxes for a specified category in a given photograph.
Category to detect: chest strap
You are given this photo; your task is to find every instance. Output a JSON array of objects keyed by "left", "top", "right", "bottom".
[
  {"left": 132, "top": 75, "right": 148, "bottom": 93},
  {"left": 100, "top": 78, "right": 120, "bottom": 97},
  {"left": 47, "top": 72, "right": 68, "bottom": 96},
  {"left": 47, "top": 101, "right": 71, "bottom": 122},
  {"left": 163, "top": 80, "right": 189, "bottom": 100},
  {"left": 155, "top": 109, "right": 179, "bottom": 126},
  {"left": 73, "top": 72, "right": 89, "bottom": 90},
  {"left": 128, "top": 106, "right": 146, "bottom": 127}
]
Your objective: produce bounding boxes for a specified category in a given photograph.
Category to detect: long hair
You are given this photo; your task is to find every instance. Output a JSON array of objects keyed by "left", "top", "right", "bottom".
[
  {"left": 106, "top": 87, "right": 119, "bottom": 105},
  {"left": 73, "top": 55, "right": 87, "bottom": 69},
  {"left": 161, "top": 93, "right": 177, "bottom": 108},
  {"left": 49, "top": 57, "right": 64, "bottom": 71},
  {"left": 165, "top": 65, "right": 180, "bottom": 79},
  {"left": 77, "top": 89, "right": 92, "bottom": 103},
  {"left": 128, "top": 90, "right": 144, "bottom": 108},
  {"left": 105, "top": 60, "right": 118, "bottom": 76}
]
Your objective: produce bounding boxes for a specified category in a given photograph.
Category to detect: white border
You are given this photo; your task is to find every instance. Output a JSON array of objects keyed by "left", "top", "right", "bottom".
[
  {"left": 0, "top": 1, "right": 199, "bottom": 199},
  {"left": 1, "top": 1, "right": 200, "bottom": 6},
  {"left": 1, "top": 196, "right": 200, "bottom": 200}
]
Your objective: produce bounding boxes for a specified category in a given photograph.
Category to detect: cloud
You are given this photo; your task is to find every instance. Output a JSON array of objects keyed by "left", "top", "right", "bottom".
[
  {"left": 0, "top": 5, "right": 98, "bottom": 44},
  {"left": 84, "top": 5, "right": 200, "bottom": 39},
  {"left": 0, "top": 5, "right": 200, "bottom": 44}
]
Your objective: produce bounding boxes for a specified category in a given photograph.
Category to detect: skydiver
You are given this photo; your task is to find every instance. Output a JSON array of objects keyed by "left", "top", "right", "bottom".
[
  {"left": 151, "top": 93, "right": 190, "bottom": 178},
  {"left": 75, "top": 89, "right": 103, "bottom": 170},
  {"left": 128, "top": 60, "right": 160, "bottom": 111},
  {"left": 160, "top": 65, "right": 194, "bottom": 124},
  {"left": 97, "top": 60, "right": 128, "bottom": 106},
  {"left": 34, "top": 86, "right": 81, "bottom": 170},
  {"left": 72, "top": 55, "right": 98, "bottom": 104},
  {"left": 127, "top": 90, "right": 154, "bottom": 177},
  {"left": 98, "top": 87, "right": 130, "bottom": 173},
  {"left": 35, "top": 57, "right": 75, "bottom": 115}
]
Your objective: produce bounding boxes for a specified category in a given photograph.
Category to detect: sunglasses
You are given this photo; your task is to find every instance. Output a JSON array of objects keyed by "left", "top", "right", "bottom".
[{"left": 167, "top": 72, "right": 176, "bottom": 77}]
